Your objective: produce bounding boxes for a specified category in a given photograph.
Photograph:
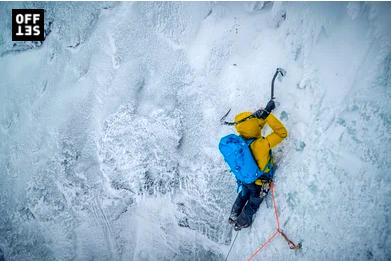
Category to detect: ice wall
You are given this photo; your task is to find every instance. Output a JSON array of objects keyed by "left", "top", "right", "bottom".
[{"left": 0, "top": 2, "right": 390, "bottom": 261}]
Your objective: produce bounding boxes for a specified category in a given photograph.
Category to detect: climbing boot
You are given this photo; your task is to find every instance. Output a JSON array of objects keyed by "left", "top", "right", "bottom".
[
  {"left": 234, "top": 222, "right": 250, "bottom": 231},
  {"left": 228, "top": 213, "right": 238, "bottom": 225}
]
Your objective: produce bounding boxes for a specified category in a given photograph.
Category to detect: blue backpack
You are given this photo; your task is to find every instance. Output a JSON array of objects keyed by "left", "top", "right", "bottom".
[{"left": 219, "top": 134, "right": 273, "bottom": 184}]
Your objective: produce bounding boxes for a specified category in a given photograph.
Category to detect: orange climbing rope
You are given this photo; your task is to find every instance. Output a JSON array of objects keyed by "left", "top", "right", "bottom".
[{"left": 248, "top": 182, "right": 301, "bottom": 261}]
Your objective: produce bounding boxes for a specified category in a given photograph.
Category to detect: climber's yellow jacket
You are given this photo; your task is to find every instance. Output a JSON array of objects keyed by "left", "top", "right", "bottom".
[{"left": 235, "top": 112, "right": 288, "bottom": 175}]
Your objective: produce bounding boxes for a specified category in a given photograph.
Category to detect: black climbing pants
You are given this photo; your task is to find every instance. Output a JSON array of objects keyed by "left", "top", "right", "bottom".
[{"left": 231, "top": 183, "right": 268, "bottom": 227}]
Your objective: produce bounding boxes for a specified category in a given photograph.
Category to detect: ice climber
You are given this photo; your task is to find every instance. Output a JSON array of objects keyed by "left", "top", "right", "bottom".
[{"left": 219, "top": 100, "right": 288, "bottom": 231}]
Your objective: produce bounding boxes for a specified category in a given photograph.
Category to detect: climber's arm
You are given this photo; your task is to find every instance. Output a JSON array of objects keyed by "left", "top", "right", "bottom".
[{"left": 264, "top": 113, "right": 288, "bottom": 148}]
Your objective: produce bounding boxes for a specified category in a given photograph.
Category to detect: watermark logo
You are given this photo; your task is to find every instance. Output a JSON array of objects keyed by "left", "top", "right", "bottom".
[{"left": 12, "top": 9, "right": 45, "bottom": 41}]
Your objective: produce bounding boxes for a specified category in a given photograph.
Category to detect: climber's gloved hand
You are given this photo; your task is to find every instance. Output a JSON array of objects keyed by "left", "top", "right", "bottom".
[
  {"left": 265, "top": 99, "right": 276, "bottom": 112},
  {"left": 253, "top": 100, "right": 276, "bottom": 119},
  {"left": 253, "top": 109, "right": 268, "bottom": 119}
]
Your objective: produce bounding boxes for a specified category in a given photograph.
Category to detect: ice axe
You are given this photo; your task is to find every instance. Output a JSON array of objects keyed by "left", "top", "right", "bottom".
[
  {"left": 220, "top": 68, "right": 286, "bottom": 125},
  {"left": 271, "top": 67, "right": 285, "bottom": 100}
]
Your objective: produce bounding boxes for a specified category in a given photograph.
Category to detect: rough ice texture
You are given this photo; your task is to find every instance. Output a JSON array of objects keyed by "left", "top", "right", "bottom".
[{"left": 0, "top": 2, "right": 390, "bottom": 261}]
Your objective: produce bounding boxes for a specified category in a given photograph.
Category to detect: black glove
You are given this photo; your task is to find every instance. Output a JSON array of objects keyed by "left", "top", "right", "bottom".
[
  {"left": 253, "top": 100, "right": 276, "bottom": 119},
  {"left": 265, "top": 99, "right": 276, "bottom": 112},
  {"left": 253, "top": 109, "right": 268, "bottom": 119}
]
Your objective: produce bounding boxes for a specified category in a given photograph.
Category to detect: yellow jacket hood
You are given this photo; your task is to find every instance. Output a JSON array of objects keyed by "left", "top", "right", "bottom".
[{"left": 234, "top": 112, "right": 266, "bottom": 139}]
